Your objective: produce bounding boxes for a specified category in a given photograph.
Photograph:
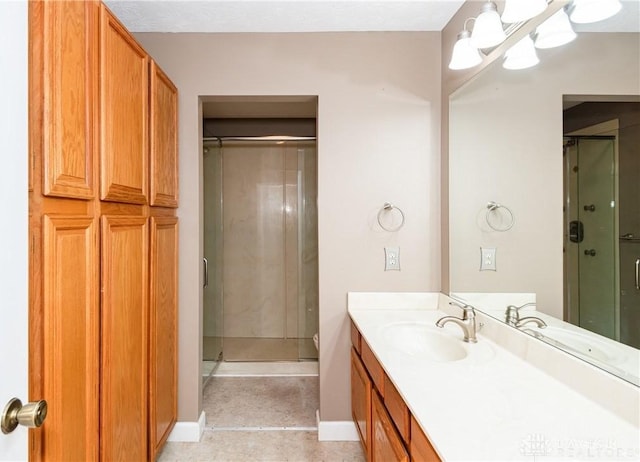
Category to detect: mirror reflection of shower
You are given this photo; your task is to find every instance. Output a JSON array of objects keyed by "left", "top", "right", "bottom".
[
  {"left": 563, "top": 101, "right": 640, "bottom": 349},
  {"left": 202, "top": 97, "right": 319, "bottom": 365}
]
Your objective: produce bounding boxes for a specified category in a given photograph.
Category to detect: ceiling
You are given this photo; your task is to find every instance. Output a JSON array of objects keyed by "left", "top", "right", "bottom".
[
  {"left": 105, "top": 0, "right": 640, "bottom": 34},
  {"left": 106, "top": 0, "right": 639, "bottom": 118},
  {"left": 104, "top": 0, "right": 466, "bottom": 33}
]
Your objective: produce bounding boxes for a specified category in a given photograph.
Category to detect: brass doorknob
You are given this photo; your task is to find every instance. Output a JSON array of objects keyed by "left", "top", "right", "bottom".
[{"left": 1, "top": 398, "right": 48, "bottom": 434}]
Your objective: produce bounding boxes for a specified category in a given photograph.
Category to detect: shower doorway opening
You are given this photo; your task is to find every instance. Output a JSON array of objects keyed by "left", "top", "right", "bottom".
[{"left": 202, "top": 96, "right": 319, "bottom": 363}]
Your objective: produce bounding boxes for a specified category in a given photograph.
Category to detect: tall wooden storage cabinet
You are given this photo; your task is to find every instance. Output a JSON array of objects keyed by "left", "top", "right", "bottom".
[{"left": 28, "top": 1, "right": 179, "bottom": 460}]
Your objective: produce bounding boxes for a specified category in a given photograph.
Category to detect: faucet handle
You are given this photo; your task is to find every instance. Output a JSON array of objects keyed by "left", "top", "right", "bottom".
[{"left": 449, "top": 301, "right": 475, "bottom": 318}]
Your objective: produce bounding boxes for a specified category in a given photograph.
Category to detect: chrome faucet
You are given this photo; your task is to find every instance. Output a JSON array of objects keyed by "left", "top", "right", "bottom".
[
  {"left": 505, "top": 303, "right": 547, "bottom": 329},
  {"left": 436, "top": 301, "right": 477, "bottom": 343}
]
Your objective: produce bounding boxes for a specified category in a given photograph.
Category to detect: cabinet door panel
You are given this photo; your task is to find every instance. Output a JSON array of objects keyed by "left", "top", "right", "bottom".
[
  {"left": 362, "top": 339, "right": 385, "bottom": 397},
  {"left": 41, "top": 215, "right": 99, "bottom": 461},
  {"left": 351, "top": 348, "right": 371, "bottom": 460},
  {"left": 100, "top": 216, "right": 148, "bottom": 461},
  {"left": 100, "top": 6, "right": 148, "bottom": 204},
  {"left": 372, "top": 391, "right": 409, "bottom": 462},
  {"left": 150, "top": 62, "right": 178, "bottom": 208},
  {"left": 410, "top": 416, "right": 441, "bottom": 462},
  {"left": 40, "top": 1, "right": 96, "bottom": 199},
  {"left": 149, "top": 216, "right": 178, "bottom": 458}
]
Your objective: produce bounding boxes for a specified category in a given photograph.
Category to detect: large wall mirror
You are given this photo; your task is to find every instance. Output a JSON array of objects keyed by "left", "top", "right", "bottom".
[{"left": 448, "top": 4, "right": 640, "bottom": 386}]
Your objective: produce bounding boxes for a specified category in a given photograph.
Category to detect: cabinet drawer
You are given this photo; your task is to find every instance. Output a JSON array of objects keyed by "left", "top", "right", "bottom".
[
  {"left": 410, "top": 416, "right": 440, "bottom": 462},
  {"left": 384, "top": 375, "right": 410, "bottom": 445},
  {"left": 361, "top": 339, "right": 385, "bottom": 397},
  {"left": 351, "top": 321, "right": 361, "bottom": 354},
  {"left": 372, "top": 391, "right": 409, "bottom": 462}
]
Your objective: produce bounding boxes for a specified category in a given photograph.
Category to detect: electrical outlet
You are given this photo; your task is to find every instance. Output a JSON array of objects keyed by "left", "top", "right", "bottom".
[
  {"left": 480, "top": 247, "right": 497, "bottom": 271},
  {"left": 385, "top": 247, "right": 400, "bottom": 271}
]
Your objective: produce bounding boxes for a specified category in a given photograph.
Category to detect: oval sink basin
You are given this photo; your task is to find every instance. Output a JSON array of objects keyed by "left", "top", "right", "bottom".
[{"left": 381, "top": 322, "right": 468, "bottom": 362}]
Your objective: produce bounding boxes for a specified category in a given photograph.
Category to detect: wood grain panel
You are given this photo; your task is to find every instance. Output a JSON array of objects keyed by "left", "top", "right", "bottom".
[
  {"left": 410, "top": 416, "right": 441, "bottom": 462},
  {"left": 362, "top": 339, "right": 385, "bottom": 397},
  {"left": 149, "top": 216, "right": 178, "bottom": 459},
  {"left": 41, "top": 0, "right": 96, "bottom": 199},
  {"left": 149, "top": 61, "right": 178, "bottom": 208},
  {"left": 100, "top": 215, "right": 149, "bottom": 461},
  {"left": 351, "top": 348, "right": 372, "bottom": 461},
  {"left": 42, "top": 215, "right": 99, "bottom": 461},
  {"left": 100, "top": 5, "right": 149, "bottom": 204},
  {"left": 372, "top": 391, "right": 409, "bottom": 462},
  {"left": 351, "top": 321, "right": 361, "bottom": 354},
  {"left": 383, "top": 375, "right": 410, "bottom": 445}
]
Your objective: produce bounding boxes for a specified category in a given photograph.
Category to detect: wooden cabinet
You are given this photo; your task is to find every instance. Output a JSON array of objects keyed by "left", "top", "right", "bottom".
[
  {"left": 100, "top": 216, "right": 149, "bottom": 461},
  {"left": 37, "top": 0, "right": 98, "bottom": 200},
  {"left": 383, "top": 375, "right": 410, "bottom": 445},
  {"left": 150, "top": 62, "right": 179, "bottom": 208},
  {"left": 350, "top": 321, "right": 441, "bottom": 462},
  {"left": 372, "top": 392, "right": 409, "bottom": 462},
  {"left": 410, "top": 416, "right": 440, "bottom": 462},
  {"left": 149, "top": 216, "right": 179, "bottom": 459},
  {"left": 29, "top": 1, "right": 178, "bottom": 460},
  {"left": 351, "top": 348, "right": 372, "bottom": 460},
  {"left": 99, "top": 5, "right": 149, "bottom": 205},
  {"left": 41, "top": 215, "right": 99, "bottom": 461}
]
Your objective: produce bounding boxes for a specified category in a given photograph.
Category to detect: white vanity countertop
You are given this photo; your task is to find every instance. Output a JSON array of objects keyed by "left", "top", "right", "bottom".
[{"left": 348, "top": 305, "right": 640, "bottom": 461}]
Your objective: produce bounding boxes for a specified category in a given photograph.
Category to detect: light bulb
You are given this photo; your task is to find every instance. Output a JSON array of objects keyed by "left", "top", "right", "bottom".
[
  {"left": 569, "top": 0, "right": 622, "bottom": 24},
  {"left": 470, "top": 2, "right": 506, "bottom": 49},
  {"left": 503, "top": 35, "right": 540, "bottom": 70},
  {"left": 535, "top": 8, "right": 577, "bottom": 49},
  {"left": 449, "top": 29, "right": 483, "bottom": 70},
  {"left": 502, "top": 0, "right": 548, "bottom": 23}
]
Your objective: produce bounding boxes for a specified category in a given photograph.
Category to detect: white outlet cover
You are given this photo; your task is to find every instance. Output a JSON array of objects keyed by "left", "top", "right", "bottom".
[
  {"left": 480, "top": 247, "right": 497, "bottom": 271},
  {"left": 384, "top": 247, "right": 400, "bottom": 271}
]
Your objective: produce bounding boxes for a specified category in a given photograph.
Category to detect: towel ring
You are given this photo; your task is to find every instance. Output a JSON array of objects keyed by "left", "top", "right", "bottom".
[
  {"left": 486, "top": 201, "right": 515, "bottom": 232},
  {"left": 377, "top": 203, "right": 405, "bottom": 232}
]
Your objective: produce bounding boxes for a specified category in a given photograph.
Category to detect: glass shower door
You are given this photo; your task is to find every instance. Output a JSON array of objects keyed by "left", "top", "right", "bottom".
[
  {"left": 296, "top": 143, "right": 319, "bottom": 360},
  {"left": 203, "top": 142, "right": 223, "bottom": 361},
  {"left": 565, "top": 137, "right": 617, "bottom": 339}
]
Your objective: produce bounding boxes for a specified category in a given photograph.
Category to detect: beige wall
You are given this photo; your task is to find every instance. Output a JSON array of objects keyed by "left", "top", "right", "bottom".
[
  {"left": 135, "top": 32, "right": 442, "bottom": 422},
  {"left": 447, "top": 33, "right": 640, "bottom": 316}
]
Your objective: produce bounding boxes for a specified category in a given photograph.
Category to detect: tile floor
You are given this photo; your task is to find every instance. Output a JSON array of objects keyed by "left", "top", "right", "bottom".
[{"left": 157, "top": 362, "right": 365, "bottom": 461}]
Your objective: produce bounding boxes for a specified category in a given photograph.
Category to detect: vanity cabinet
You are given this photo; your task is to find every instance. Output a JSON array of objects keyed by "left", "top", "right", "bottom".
[
  {"left": 351, "top": 321, "right": 441, "bottom": 462},
  {"left": 29, "top": 1, "right": 178, "bottom": 460},
  {"left": 410, "top": 416, "right": 440, "bottom": 462},
  {"left": 372, "top": 391, "right": 409, "bottom": 462},
  {"left": 351, "top": 349, "right": 372, "bottom": 460}
]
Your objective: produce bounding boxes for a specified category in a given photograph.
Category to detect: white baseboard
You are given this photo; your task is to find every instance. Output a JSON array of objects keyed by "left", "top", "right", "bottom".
[
  {"left": 167, "top": 411, "right": 206, "bottom": 442},
  {"left": 316, "top": 410, "right": 359, "bottom": 441}
]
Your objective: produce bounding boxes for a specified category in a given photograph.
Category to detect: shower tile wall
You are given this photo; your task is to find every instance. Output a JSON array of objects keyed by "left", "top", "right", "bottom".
[{"left": 223, "top": 142, "right": 316, "bottom": 344}]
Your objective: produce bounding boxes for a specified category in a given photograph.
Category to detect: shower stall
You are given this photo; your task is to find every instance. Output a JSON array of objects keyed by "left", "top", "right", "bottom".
[{"left": 203, "top": 137, "right": 319, "bottom": 362}]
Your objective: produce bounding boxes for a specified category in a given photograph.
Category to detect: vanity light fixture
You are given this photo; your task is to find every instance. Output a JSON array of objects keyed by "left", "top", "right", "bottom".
[
  {"left": 534, "top": 8, "right": 577, "bottom": 49},
  {"left": 568, "top": 0, "right": 622, "bottom": 24},
  {"left": 470, "top": 1, "right": 507, "bottom": 49},
  {"left": 503, "top": 34, "right": 540, "bottom": 70},
  {"left": 501, "top": 0, "right": 548, "bottom": 24},
  {"left": 449, "top": 19, "right": 483, "bottom": 70}
]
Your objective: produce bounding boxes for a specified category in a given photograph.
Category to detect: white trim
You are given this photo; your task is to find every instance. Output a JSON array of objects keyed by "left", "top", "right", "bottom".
[
  {"left": 207, "top": 426, "right": 318, "bottom": 431},
  {"left": 167, "top": 411, "right": 206, "bottom": 442},
  {"left": 316, "top": 410, "right": 359, "bottom": 441}
]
